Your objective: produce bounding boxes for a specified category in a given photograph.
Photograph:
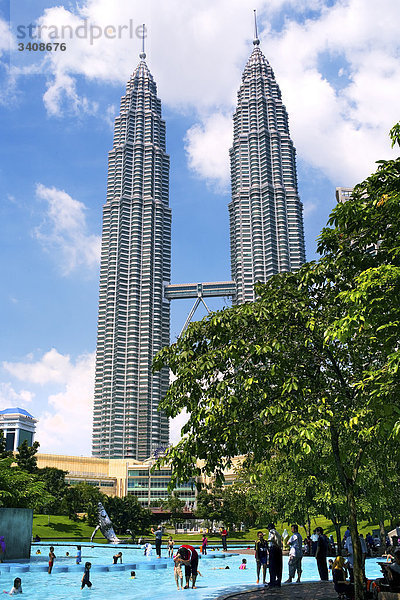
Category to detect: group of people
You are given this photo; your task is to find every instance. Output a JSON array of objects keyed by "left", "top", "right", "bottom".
[
  {"left": 254, "top": 524, "right": 333, "bottom": 586},
  {"left": 47, "top": 544, "right": 82, "bottom": 574}
]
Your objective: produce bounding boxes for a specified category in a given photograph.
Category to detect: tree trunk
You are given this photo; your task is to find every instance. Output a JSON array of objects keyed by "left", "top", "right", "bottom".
[
  {"left": 332, "top": 517, "right": 342, "bottom": 556},
  {"left": 379, "top": 520, "right": 386, "bottom": 553},
  {"left": 347, "top": 486, "right": 365, "bottom": 600}
]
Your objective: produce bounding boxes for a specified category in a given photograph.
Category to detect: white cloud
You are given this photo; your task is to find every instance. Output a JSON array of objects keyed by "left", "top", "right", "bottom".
[
  {"left": 0, "top": 17, "right": 13, "bottom": 56},
  {"left": 43, "top": 71, "right": 98, "bottom": 117},
  {"left": 34, "top": 183, "right": 101, "bottom": 275},
  {"left": 169, "top": 410, "right": 189, "bottom": 446},
  {"left": 0, "top": 382, "right": 35, "bottom": 407},
  {"left": 7, "top": 1, "right": 400, "bottom": 189},
  {"left": 2, "top": 349, "right": 95, "bottom": 455},
  {"left": 3, "top": 348, "right": 73, "bottom": 384},
  {"left": 184, "top": 113, "right": 232, "bottom": 192}
]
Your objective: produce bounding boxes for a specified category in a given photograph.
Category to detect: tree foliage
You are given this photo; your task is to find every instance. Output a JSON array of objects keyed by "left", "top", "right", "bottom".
[
  {"left": 15, "top": 440, "right": 40, "bottom": 473},
  {"left": 36, "top": 467, "right": 68, "bottom": 514},
  {"left": 103, "top": 494, "right": 151, "bottom": 536},
  {"left": 0, "top": 457, "right": 52, "bottom": 508},
  {"left": 154, "top": 124, "right": 400, "bottom": 600}
]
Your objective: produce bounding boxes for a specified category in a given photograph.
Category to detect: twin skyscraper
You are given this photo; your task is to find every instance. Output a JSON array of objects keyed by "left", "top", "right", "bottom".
[{"left": 92, "top": 27, "right": 306, "bottom": 460}]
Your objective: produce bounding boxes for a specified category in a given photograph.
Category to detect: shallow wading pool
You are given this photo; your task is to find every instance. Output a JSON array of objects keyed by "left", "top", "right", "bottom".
[{"left": 0, "top": 543, "right": 385, "bottom": 600}]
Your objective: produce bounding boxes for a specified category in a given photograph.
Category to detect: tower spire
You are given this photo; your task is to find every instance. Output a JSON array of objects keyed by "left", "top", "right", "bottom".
[
  {"left": 139, "top": 23, "right": 146, "bottom": 59},
  {"left": 253, "top": 9, "right": 260, "bottom": 45}
]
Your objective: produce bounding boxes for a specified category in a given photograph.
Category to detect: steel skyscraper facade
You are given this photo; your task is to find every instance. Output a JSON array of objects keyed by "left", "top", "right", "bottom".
[
  {"left": 229, "top": 34, "right": 306, "bottom": 303},
  {"left": 92, "top": 50, "right": 171, "bottom": 460}
]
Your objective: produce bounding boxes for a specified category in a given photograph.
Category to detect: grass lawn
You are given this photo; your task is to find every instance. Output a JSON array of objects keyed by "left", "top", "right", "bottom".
[
  {"left": 33, "top": 514, "right": 100, "bottom": 541},
  {"left": 32, "top": 514, "right": 389, "bottom": 543}
]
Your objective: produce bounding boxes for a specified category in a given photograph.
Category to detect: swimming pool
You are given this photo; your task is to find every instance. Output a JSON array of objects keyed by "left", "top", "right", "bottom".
[{"left": 0, "top": 543, "right": 385, "bottom": 600}]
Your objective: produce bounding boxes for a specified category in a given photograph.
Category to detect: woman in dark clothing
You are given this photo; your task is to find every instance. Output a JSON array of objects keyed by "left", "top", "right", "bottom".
[
  {"left": 315, "top": 527, "right": 329, "bottom": 581},
  {"left": 332, "top": 556, "right": 354, "bottom": 599}
]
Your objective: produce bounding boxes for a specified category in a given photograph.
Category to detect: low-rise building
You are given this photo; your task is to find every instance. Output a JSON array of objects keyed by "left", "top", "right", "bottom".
[{"left": 0, "top": 407, "right": 37, "bottom": 452}]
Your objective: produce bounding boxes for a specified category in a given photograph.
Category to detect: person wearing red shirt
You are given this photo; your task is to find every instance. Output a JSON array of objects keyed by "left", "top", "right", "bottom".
[
  {"left": 177, "top": 544, "right": 199, "bottom": 589},
  {"left": 221, "top": 528, "right": 228, "bottom": 551}
]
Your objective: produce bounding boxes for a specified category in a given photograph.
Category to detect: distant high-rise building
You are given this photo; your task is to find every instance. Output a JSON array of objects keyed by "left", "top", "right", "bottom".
[
  {"left": 229, "top": 26, "right": 306, "bottom": 303},
  {"left": 336, "top": 187, "right": 353, "bottom": 204},
  {"left": 92, "top": 47, "right": 171, "bottom": 460}
]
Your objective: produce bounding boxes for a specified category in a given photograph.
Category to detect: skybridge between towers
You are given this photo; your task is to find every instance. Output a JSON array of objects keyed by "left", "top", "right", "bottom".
[{"left": 164, "top": 281, "right": 236, "bottom": 336}]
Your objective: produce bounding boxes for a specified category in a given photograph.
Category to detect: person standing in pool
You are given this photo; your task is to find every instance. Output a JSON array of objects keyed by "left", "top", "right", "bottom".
[
  {"left": 48, "top": 546, "right": 56, "bottom": 574},
  {"left": 177, "top": 544, "right": 199, "bottom": 589},
  {"left": 81, "top": 562, "right": 92, "bottom": 589},
  {"left": 75, "top": 545, "right": 82, "bottom": 564},
  {"left": 220, "top": 527, "right": 228, "bottom": 551},
  {"left": 113, "top": 551, "right": 122, "bottom": 564},
  {"left": 173, "top": 553, "right": 184, "bottom": 590},
  {"left": 0, "top": 537, "right": 6, "bottom": 563},
  {"left": 168, "top": 536, "right": 174, "bottom": 558},
  {"left": 151, "top": 526, "right": 163, "bottom": 558},
  {"left": 201, "top": 534, "right": 208, "bottom": 555}
]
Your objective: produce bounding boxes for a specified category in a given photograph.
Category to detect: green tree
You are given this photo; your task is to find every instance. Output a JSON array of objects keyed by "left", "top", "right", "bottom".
[
  {"left": 60, "top": 483, "right": 105, "bottom": 524},
  {"left": 36, "top": 467, "right": 68, "bottom": 514},
  {"left": 103, "top": 495, "right": 151, "bottom": 537},
  {"left": 154, "top": 126, "right": 400, "bottom": 600},
  {"left": 195, "top": 486, "right": 225, "bottom": 528},
  {"left": 0, "top": 431, "right": 11, "bottom": 459},
  {"left": 0, "top": 457, "right": 52, "bottom": 508},
  {"left": 160, "top": 493, "right": 185, "bottom": 529},
  {"left": 15, "top": 440, "right": 40, "bottom": 473}
]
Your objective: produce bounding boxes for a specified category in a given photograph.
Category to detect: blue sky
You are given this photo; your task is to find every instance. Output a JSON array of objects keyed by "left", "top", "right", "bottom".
[{"left": 0, "top": 0, "right": 399, "bottom": 454}]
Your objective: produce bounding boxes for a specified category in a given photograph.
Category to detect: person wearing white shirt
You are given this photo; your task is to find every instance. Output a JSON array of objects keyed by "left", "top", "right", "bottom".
[{"left": 285, "top": 524, "right": 303, "bottom": 583}]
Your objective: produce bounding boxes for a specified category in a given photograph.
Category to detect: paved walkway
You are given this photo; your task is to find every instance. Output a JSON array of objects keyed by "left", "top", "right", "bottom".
[{"left": 216, "top": 581, "right": 337, "bottom": 600}]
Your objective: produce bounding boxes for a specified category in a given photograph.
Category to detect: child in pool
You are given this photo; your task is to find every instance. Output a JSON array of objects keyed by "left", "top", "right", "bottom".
[
  {"left": 4, "top": 577, "right": 22, "bottom": 595},
  {"left": 81, "top": 562, "right": 92, "bottom": 589},
  {"left": 130, "top": 571, "right": 136, "bottom": 579},
  {"left": 239, "top": 559, "right": 247, "bottom": 570},
  {"left": 48, "top": 547, "right": 56, "bottom": 574},
  {"left": 173, "top": 554, "right": 184, "bottom": 590},
  {"left": 35, "top": 550, "right": 41, "bottom": 555}
]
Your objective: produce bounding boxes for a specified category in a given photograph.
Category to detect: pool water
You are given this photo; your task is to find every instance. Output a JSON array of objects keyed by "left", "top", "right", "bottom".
[{"left": 0, "top": 543, "right": 385, "bottom": 600}]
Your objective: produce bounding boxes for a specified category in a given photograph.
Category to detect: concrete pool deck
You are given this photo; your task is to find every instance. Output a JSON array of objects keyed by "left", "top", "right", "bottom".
[{"left": 217, "top": 581, "right": 337, "bottom": 600}]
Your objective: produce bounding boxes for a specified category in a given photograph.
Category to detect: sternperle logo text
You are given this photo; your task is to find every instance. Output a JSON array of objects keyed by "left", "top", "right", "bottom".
[{"left": 16, "top": 19, "right": 146, "bottom": 46}]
